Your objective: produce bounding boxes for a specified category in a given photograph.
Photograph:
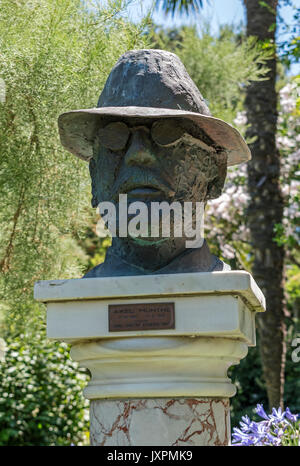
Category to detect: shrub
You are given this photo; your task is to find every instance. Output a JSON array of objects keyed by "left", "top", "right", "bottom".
[{"left": 0, "top": 333, "right": 89, "bottom": 446}]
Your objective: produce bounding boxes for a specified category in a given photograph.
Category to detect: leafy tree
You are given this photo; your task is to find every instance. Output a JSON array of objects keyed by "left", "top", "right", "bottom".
[
  {"left": 243, "top": 0, "right": 286, "bottom": 410},
  {"left": 150, "top": 25, "right": 271, "bottom": 123},
  {"left": 0, "top": 0, "right": 148, "bottom": 445}
]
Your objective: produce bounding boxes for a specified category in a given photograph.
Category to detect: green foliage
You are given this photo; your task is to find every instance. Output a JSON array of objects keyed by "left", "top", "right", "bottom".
[
  {"left": 229, "top": 344, "right": 268, "bottom": 428},
  {"left": 274, "top": 77, "right": 300, "bottom": 259},
  {"left": 74, "top": 210, "right": 112, "bottom": 275},
  {"left": 230, "top": 249, "right": 300, "bottom": 427},
  {"left": 286, "top": 265, "right": 300, "bottom": 304},
  {"left": 283, "top": 264, "right": 300, "bottom": 417},
  {"left": 281, "top": 420, "right": 300, "bottom": 446},
  {"left": 150, "top": 25, "right": 272, "bottom": 123},
  {"left": 284, "top": 332, "right": 300, "bottom": 415},
  {"left": 230, "top": 323, "right": 300, "bottom": 428},
  {"left": 154, "top": 0, "right": 204, "bottom": 16},
  {"left": 0, "top": 333, "right": 89, "bottom": 446},
  {"left": 0, "top": 0, "right": 148, "bottom": 446}
]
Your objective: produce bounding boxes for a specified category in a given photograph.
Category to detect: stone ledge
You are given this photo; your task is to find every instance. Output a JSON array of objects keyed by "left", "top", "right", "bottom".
[{"left": 34, "top": 271, "right": 265, "bottom": 312}]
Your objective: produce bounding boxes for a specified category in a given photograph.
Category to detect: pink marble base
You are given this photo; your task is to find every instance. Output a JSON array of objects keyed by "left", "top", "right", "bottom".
[{"left": 90, "top": 398, "right": 230, "bottom": 446}]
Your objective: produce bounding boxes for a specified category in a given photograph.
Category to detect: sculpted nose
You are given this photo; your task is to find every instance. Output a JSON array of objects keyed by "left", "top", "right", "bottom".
[{"left": 124, "top": 130, "right": 156, "bottom": 167}]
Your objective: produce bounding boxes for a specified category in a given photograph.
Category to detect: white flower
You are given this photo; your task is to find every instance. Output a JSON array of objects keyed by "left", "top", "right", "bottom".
[
  {"left": 276, "top": 135, "right": 296, "bottom": 149},
  {"left": 287, "top": 149, "right": 300, "bottom": 165},
  {"left": 289, "top": 180, "right": 300, "bottom": 198},
  {"left": 234, "top": 111, "right": 247, "bottom": 127},
  {"left": 222, "top": 244, "right": 235, "bottom": 259},
  {"left": 279, "top": 82, "right": 298, "bottom": 114}
]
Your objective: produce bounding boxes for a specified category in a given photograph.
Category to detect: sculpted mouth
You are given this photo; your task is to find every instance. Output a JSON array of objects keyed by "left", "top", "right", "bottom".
[
  {"left": 113, "top": 180, "right": 173, "bottom": 201},
  {"left": 126, "top": 186, "right": 161, "bottom": 199},
  {"left": 126, "top": 186, "right": 162, "bottom": 198}
]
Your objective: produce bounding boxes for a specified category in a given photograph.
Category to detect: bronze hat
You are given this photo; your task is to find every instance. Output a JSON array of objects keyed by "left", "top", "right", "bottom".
[{"left": 58, "top": 49, "right": 251, "bottom": 167}]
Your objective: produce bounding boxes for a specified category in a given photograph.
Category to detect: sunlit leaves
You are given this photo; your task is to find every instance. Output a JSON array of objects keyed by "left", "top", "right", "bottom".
[
  {"left": 155, "top": 0, "right": 204, "bottom": 16},
  {"left": 151, "top": 25, "right": 273, "bottom": 123}
]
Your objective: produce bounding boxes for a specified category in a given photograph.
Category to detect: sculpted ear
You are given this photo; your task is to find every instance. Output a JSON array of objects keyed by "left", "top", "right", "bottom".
[
  {"left": 89, "top": 158, "right": 99, "bottom": 208},
  {"left": 206, "top": 151, "right": 228, "bottom": 200}
]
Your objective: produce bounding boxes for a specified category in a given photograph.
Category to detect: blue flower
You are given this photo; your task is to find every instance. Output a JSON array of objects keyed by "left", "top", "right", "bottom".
[
  {"left": 270, "top": 407, "right": 286, "bottom": 423},
  {"left": 255, "top": 404, "right": 269, "bottom": 420},
  {"left": 266, "top": 433, "right": 281, "bottom": 446},
  {"left": 232, "top": 427, "right": 255, "bottom": 445},
  {"left": 285, "top": 407, "right": 298, "bottom": 423},
  {"left": 232, "top": 404, "right": 300, "bottom": 446},
  {"left": 240, "top": 415, "right": 252, "bottom": 433}
]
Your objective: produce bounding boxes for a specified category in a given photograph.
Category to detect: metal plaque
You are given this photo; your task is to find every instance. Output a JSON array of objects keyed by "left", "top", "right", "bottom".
[{"left": 108, "top": 302, "right": 175, "bottom": 332}]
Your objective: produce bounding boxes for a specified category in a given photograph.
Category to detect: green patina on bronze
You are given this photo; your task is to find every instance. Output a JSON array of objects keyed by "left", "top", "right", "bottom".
[{"left": 58, "top": 49, "right": 251, "bottom": 277}]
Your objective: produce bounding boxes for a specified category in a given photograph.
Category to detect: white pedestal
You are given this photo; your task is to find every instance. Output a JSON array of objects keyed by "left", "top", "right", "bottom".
[{"left": 34, "top": 271, "right": 265, "bottom": 446}]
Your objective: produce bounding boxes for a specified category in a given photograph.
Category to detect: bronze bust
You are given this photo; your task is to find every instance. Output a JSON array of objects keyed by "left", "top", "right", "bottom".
[{"left": 58, "top": 49, "right": 250, "bottom": 277}]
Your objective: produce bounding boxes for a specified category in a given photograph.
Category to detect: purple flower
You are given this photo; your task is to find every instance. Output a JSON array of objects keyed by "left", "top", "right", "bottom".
[
  {"left": 240, "top": 415, "right": 252, "bottom": 433},
  {"left": 255, "top": 404, "right": 269, "bottom": 420},
  {"left": 232, "top": 427, "right": 255, "bottom": 445},
  {"left": 271, "top": 407, "right": 286, "bottom": 423},
  {"left": 232, "top": 404, "right": 300, "bottom": 446},
  {"left": 285, "top": 407, "right": 298, "bottom": 423},
  {"left": 232, "top": 427, "right": 247, "bottom": 441},
  {"left": 266, "top": 433, "right": 281, "bottom": 446}
]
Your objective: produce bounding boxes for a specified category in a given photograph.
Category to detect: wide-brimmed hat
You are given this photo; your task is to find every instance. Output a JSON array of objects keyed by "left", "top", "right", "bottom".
[{"left": 58, "top": 49, "right": 251, "bottom": 167}]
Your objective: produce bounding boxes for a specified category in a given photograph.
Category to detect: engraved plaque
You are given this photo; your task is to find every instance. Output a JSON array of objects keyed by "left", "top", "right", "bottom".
[{"left": 108, "top": 302, "right": 175, "bottom": 332}]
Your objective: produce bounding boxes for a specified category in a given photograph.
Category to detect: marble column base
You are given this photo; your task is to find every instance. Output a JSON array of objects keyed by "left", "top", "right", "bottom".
[{"left": 90, "top": 397, "right": 230, "bottom": 446}]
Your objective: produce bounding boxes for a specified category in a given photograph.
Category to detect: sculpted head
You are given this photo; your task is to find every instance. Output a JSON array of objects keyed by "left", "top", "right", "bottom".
[{"left": 58, "top": 49, "right": 250, "bottom": 271}]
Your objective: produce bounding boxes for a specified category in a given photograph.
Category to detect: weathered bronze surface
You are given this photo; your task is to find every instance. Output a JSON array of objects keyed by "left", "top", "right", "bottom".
[
  {"left": 58, "top": 49, "right": 251, "bottom": 278},
  {"left": 108, "top": 302, "right": 175, "bottom": 332}
]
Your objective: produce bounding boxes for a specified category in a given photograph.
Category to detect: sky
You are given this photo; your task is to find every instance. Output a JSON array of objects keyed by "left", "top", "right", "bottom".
[{"left": 125, "top": 0, "right": 300, "bottom": 76}]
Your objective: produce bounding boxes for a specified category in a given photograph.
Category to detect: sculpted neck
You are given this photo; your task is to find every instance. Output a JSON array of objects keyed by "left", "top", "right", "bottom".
[{"left": 110, "top": 236, "right": 188, "bottom": 273}]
